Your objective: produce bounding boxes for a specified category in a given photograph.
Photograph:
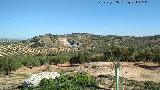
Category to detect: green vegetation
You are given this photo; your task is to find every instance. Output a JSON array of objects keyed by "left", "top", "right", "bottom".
[
  {"left": 0, "top": 33, "right": 160, "bottom": 89},
  {"left": 1, "top": 33, "right": 160, "bottom": 56},
  {"left": 24, "top": 72, "right": 99, "bottom": 90},
  {"left": 0, "top": 56, "right": 21, "bottom": 75},
  {"left": 0, "top": 44, "right": 160, "bottom": 75}
]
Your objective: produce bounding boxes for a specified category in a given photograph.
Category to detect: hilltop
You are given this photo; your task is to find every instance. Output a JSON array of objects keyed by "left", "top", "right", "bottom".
[{"left": 25, "top": 33, "right": 160, "bottom": 47}]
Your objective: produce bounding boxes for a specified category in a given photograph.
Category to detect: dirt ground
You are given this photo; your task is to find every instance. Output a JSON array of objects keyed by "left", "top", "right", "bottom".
[
  {"left": 0, "top": 62, "right": 160, "bottom": 89},
  {"left": 13, "top": 62, "right": 160, "bottom": 83},
  {"left": 13, "top": 62, "right": 160, "bottom": 82}
]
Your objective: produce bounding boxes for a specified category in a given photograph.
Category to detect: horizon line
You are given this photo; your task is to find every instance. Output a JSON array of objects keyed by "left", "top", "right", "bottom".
[{"left": 0, "top": 32, "right": 160, "bottom": 40}]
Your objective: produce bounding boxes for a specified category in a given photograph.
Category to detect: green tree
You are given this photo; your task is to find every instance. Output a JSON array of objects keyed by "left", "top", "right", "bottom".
[
  {"left": 69, "top": 51, "right": 91, "bottom": 64},
  {"left": 1, "top": 56, "right": 22, "bottom": 75},
  {"left": 121, "top": 46, "right": 136, "bottom": 62}
]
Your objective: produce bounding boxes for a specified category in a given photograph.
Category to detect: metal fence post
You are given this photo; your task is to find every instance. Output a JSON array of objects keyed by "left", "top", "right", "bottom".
[{"left": 115, "top": 65, "right": 120, "bottom": 90}]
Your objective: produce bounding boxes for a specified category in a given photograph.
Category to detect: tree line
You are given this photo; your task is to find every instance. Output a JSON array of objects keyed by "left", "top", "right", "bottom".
[{"left": 0, "top": 45, "right": 160, "bottom": 75}]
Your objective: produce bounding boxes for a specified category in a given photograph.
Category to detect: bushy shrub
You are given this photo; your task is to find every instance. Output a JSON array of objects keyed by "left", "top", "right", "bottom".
[
  {"left": 69, "top": 52, "right": 91, "bottom": 64},
  {"left": 50, "top": 55, "right": 69, "bottom": 65},
  {"left": 38, "top": 56, "right": 49, "bottom": 66},
  {"left": 69, "top": 54, "right": 80, "bottom": 64},
  {"left": 144, "top": 81, "right": 160, "bottom": 90},
  {"left": 25, "top": 72, "right": 99, "bottom": 90},
  {"left": 48, "top": 56, "right": 57, "bottom": 65},
  {"left": 19, "top": 56, "right": 41, "bottom": 68}
]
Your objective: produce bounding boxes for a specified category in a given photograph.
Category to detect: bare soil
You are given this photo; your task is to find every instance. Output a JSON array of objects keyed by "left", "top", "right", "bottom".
[
  {"left": 0, "top": 62, "right": 160, "bottom": 90},
  {"left": 13, "top": 62, "right": 160, "bottom": 83}
]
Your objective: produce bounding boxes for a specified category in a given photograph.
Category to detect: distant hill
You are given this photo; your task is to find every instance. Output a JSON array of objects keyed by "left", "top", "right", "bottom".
[
  {"left": 0, "top": 38, "right": 22, "bottom": 42},
  {"left": 0, "top": 33, "right": 160, "bottom": 56},
  {"left": 27, "top": 33, "right": 160, "bottom": 47},
  {"left": 19, "top": 33, "right": 160, "bottom": 49}
]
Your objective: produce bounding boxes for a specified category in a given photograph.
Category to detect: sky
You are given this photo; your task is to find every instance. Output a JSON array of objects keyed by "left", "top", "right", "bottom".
[{"left": 0, "top": 0, "right": 160, "bottom": 39}]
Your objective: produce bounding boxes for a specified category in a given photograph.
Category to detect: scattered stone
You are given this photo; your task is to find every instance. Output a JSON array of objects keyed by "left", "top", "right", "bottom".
[{"left": 21, "top": 72, "right": 60, "bottom": 87}]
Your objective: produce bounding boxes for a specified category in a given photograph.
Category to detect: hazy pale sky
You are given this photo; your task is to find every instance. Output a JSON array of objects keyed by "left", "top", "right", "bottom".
[{"left": 0, "top": 0, "right": 160, "bottom": 39}]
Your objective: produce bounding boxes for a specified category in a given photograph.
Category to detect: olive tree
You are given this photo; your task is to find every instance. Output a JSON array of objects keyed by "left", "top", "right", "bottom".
[{"left": 1, "top": 56, "right": 22, "bottom": 75}]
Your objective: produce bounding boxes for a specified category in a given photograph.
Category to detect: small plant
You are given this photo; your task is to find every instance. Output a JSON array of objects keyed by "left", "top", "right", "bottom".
[{"left": 91, "top": 65, "right": 98, "bottom": 68}]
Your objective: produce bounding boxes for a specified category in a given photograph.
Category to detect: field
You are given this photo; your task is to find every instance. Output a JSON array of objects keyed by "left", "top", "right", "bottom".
[
  {"left": 0, "top": 62, "right": 160, "bottom": 90},
  {"left": 0, "top": 33, "right": 160, "bottom": 90}
]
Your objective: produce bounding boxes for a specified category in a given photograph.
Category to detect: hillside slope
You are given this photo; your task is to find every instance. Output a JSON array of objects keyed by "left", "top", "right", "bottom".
[{"left": 0, "top": 33, "right": 160, "bottom": 56}]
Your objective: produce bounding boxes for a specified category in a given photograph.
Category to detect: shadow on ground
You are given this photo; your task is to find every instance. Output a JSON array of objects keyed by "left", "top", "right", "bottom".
[{"left": 134, "top": 63, "right": 160, "bottom": 70}]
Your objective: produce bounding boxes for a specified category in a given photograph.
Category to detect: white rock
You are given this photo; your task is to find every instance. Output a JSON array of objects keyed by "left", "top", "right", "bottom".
[{"left": 22, "top": 72, "right": 60, "bottom": 87}]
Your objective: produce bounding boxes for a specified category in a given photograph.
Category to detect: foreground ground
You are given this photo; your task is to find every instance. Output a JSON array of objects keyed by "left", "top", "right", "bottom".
[{"left": 0, "top": 62, "right": 160, "bottom": 90}]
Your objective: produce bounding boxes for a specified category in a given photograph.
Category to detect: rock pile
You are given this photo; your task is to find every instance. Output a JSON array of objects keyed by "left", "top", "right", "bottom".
[{"left": 21, "top": 72, "right": 60, "bottom": 87}]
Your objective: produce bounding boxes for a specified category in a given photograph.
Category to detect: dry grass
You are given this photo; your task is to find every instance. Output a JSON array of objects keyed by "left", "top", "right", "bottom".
[{"left": 0, "top": 74, "right": 28, "bottom": 90}]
